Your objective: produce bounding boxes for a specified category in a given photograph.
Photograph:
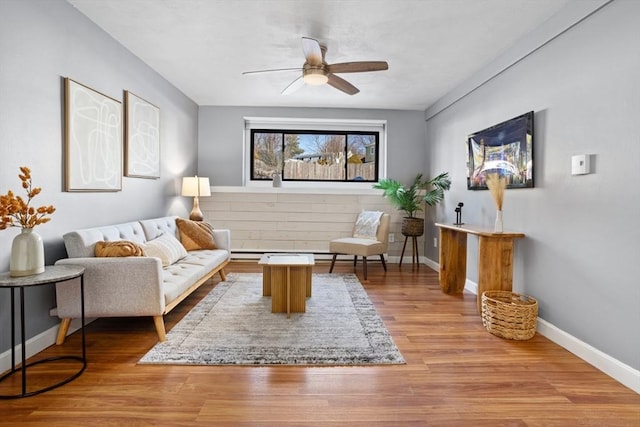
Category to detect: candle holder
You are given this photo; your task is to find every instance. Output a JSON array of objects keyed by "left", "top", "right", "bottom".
[{"left": 454, "top": 202, "right": 464, "bottom": 225}]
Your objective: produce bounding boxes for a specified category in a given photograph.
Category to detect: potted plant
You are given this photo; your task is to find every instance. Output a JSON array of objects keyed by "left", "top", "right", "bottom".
[{"left": 373, "top": 172, "right": 451, "bottom": 236}]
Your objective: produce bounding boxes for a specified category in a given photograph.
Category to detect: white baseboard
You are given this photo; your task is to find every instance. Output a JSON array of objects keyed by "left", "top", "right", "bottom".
[
  {"left": 0, "top": 318, "right": 90, "bottom": 373},
  {"left": 425, "top": 257, "right": 639, "bottom": 394},
  {"left": 537, "top": 319, "right": 640, "bottom": 394}
]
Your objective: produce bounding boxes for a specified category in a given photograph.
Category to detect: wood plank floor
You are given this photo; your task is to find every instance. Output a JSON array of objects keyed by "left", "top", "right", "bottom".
[{"left": 2, "top": 261, "right": 639, "bottom": 426}]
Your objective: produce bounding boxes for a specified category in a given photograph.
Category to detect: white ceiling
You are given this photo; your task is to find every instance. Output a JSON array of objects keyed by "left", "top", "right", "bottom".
[{"left": 67, "top": 0, "right": 572, "bottom": 111}]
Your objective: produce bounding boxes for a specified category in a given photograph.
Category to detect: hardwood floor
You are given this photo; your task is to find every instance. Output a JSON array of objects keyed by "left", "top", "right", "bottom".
[{"left": 2, "top": 261, "right": 639, "bottom": 426}]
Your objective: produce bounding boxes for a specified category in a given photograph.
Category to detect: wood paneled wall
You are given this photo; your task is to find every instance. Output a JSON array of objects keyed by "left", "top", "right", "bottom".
[{"left": 201, "top": 187, "right": 423, "bottom": 259}]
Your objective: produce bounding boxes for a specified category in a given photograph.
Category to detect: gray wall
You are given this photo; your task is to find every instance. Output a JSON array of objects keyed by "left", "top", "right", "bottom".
[
  {"left": 423, "top": 0, "right": 639, "bottom": 370},
  {"left": 0, "top": 0, "right": 198, "bottom": 351},
  {"left": 198, "top": 106, "right": 427, "bottom": 186}
]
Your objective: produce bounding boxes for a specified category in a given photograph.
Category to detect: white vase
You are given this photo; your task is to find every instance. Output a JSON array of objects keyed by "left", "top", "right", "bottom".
[
  {"left": 10, "top": 228, "right": 45, "bottom": 277},
  {"left": 494, "top": 210, "right": 503, "bottom": 233},
  {"left": 272, "top": 172, "right": 282, "bottom": 188}
]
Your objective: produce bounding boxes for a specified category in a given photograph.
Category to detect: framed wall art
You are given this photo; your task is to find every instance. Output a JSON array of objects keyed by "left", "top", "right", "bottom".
[
  {"left": 467, "top": 111, "right": 534, "bottom": 190},
  {"left": 124, "top": 91, "right": 160, "bottom": 178},
  {"left": 64, "top": 78, "right": 123, "bottom": 191}
]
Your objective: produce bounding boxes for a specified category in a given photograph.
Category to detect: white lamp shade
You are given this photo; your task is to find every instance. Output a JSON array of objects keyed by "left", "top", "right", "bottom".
[{"left": 181, "top": 176, "right": 211, "bottom": 197}]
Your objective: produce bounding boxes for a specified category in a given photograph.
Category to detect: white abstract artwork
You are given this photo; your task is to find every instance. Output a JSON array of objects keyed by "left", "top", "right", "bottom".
[
  {"left": 64, "top": 78, "right": 122, "bottom": 191},
  {"left": 125, "top": 91, "right": 160, "bottom": 178}
]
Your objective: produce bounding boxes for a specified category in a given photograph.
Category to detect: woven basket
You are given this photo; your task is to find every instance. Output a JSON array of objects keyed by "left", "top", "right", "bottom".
[
  {"left": 401, "top": 217, "right": 424, "bottom": 237},
  {"left": 481, "top": 291, "right": 538, "bottom": 340}
]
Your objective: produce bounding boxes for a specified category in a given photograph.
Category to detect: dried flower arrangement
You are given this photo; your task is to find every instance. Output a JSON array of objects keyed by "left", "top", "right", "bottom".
[
  {"left": 485, "top": 172, "right": 507, "bottom": 211},
  {"left": 485, "top": 172, "right": 507, "bottom": 233},
  {"left": 0, "top": 167, "right": 56, "bottom": 230}
]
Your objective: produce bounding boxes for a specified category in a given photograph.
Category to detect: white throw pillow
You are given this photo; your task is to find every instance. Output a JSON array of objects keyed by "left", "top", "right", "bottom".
[
  {"left": 353, "top": 211, "right": 383, "bottom": 240},
  {"left": 142, "top": 233, "right": 187, "bottom": 267}
]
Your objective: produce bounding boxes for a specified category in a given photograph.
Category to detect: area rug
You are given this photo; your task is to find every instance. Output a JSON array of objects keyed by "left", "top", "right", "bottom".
[{"left": 139, "top": 273, "right": 405, "bottom": 366}]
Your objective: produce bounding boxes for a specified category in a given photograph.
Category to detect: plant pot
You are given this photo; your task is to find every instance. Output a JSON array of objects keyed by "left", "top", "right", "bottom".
[
  {"left": 401, "top": 217, "right": 424, "bottom": 237},
  {"left": 10, "top": 228, "right": 45, "bottom": 277}
]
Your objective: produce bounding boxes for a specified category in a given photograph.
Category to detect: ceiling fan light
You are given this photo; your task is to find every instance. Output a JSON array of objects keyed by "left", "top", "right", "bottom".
[{"left": 303, "top": 70, "right": 328, "bottom": 85}]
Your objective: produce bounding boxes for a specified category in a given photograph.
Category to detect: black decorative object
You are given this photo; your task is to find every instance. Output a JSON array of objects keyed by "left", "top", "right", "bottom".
[{"left": 454, "top": 202, "right": 464, "bottom": 225}]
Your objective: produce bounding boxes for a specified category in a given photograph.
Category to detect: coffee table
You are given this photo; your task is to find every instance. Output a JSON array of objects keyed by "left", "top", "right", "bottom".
[{"left": 258, "top": 254, "right": 315, "bottom": 318}]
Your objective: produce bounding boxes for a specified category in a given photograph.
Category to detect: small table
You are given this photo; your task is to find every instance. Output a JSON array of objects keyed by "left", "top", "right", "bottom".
[
  {"left": 258, "top": 254, "right": 314, "bottom": 318},
  {"left": 0, "top": 265, "right": 86, "bottom": 399}
]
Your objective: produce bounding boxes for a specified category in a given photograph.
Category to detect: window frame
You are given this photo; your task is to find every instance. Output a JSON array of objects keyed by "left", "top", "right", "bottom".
[
  {"left": 244, "top": 117, "right": 387, "bottom": 189},
  {"left": 250, "top": 129, "right": 379, "bottom": 183}
]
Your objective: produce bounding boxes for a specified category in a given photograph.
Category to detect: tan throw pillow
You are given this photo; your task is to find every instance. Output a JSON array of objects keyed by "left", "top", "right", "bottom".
[
  {"left": 141, "top": 233, "right": 188, "bottom": 267},
  {"left": 176, "top": 218, "right": 217, "bottom": 251},
  {"left": 95, "top": 240, "right": 145, "bottom": 257}
]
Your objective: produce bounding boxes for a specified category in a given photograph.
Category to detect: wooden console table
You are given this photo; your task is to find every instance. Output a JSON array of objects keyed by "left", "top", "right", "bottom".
[{"left": 435, "top": 223, "right": 525, "bottom": 312}]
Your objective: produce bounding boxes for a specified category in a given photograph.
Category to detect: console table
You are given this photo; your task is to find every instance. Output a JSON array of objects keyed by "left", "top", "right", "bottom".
[
  {"left": 435, "top": 223, "right": 525, "bottom": 312},
  {"left": 0, "top": 265, "right": 86, "bottom": 399}
]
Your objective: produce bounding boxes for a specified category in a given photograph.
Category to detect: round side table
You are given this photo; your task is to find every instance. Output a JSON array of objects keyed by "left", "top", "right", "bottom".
[{"left": 0, "top": 265, "right": 86, "bottom": 399}]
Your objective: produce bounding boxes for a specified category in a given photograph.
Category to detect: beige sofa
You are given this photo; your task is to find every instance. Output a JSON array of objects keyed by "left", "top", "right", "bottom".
[{"left": 54, "top": 216, "right": 230, "bottom": 343}]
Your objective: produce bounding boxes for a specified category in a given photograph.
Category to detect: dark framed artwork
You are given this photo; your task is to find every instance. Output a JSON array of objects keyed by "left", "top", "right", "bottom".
[
  {"left": 467, "top": 111, "right": 534, "bottom": 190},
  {"left": 64, "top": 78, "right": 122, "bottom": 191},
  {"left": 124, "top": 91, "right": 160, "bottom": 178}
]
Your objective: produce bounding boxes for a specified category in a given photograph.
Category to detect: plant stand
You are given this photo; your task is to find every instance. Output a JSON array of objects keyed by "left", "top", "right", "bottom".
[
  {"left": 399, "top": 235, "right": 419, "bottom": 268},
  {"left": 399, "top": 217, "right": 424, "bottom": 268}
]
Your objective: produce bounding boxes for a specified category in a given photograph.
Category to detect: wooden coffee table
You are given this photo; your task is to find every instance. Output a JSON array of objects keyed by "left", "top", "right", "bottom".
[{"left": 258, "top": 254, "right": 314, "bottom": 318}]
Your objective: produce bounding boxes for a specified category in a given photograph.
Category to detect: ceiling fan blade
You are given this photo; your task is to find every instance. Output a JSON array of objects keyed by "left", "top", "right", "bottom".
[
  {"left": 327, "top": 74, "right": 359, "bottom": 95},
  {"left": 327, "top": 61, "right": 389, "bottom": 74},
  {"left": 281, "top": 76, "right": 305, "bottom": 95},
  {"left": 301, "top": 37, "right": 323, "bottom": 66},
  {"left": 242, "top": 67, "right": 301, "bottom": 75}
]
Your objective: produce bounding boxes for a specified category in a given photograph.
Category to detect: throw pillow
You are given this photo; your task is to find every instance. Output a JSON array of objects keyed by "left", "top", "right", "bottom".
[
  {"left": 95, "top": 240, "right": 145, "bottom": 257},
  {"left": 141, "top": 233, "right": 188, "bottom": 267},
  {"left": 353, "top": 210, "right": 384, "bottom": 239},
  {"left": 176, "top": 218, "right": 217, "bottom": 251}
]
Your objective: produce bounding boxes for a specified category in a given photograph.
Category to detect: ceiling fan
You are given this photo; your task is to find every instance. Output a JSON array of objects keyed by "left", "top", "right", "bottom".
[{"left": 242, "top": 37, "right": 389, "bottom": 95}]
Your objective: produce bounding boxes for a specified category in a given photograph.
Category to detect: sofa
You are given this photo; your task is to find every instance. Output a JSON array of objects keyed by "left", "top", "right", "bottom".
[{"left": 54, "top": 216, "right": 230, "bottom": 343}]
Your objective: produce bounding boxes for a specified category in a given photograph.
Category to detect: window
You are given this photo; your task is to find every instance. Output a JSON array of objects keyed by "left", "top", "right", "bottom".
[{"left": 245, "top": 118, "right": 386, "bottom": 187}]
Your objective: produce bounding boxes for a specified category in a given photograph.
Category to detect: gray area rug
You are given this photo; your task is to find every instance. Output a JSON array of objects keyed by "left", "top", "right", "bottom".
[{"left": 139, "top": 273, "right": 405, "bottom": 366}]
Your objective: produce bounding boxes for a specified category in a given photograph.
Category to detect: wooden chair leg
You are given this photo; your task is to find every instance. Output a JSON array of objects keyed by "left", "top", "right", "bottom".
[
  {"left": 353, "top": 255, "right": 358, "bottom": 267},
  {"left": 219, "top": 268, "right": 227, "bottom": 281},
  {"left": 153, "top": 315, "right": 167, "bottom": 342},
  {"left": 380, "top": 254, "right": 387, "bottom": 271},
  {"left": 329, "top": 254, "right": 337, "bottom": 273},
  {"left": 363, "top": 256, "right": 368, "bottom": 280},
  {"left": 55, "top": 318, "right": 72, "bottom": 345}
]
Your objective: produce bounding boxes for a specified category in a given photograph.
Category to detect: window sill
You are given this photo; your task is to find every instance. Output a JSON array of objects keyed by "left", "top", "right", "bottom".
[{"left": 211, "top": 185, "right": 383, "bottom": 196}]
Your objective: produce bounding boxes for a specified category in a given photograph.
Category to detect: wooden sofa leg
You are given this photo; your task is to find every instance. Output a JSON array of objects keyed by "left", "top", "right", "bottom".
[
  {"left": 329, "top": 254, "right": 337, "bottom": 273},
  {"left": 56, "top": 318, "right": 72, "bottom": 345},
  {"left": 153, "top": 316, "right": 167, "bottom": 342},
  {"left": 219, "top": 268, "right": 227, "bottom": 281}
]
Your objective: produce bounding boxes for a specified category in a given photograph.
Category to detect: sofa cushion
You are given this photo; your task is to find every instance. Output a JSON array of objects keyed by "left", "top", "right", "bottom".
[
  {"left": 63, "top": 221, "right": 147, "bottom": 258},
  {"left": 95, "top": 240, "right": 145, "bottom": 257},
  {"left": 142, "top": 233, "right": 187, "bottom": 267},
  {"left": 139, "top": 216, "right": 180, "bottom": 242},
  {"left": 176, "top": 218, "right": 217, "bottom": 251}
]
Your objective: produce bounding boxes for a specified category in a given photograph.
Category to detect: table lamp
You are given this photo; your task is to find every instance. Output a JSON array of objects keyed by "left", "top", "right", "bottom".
[{"left": 181, "top": 176, "right": 211, "bottom": 221}]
